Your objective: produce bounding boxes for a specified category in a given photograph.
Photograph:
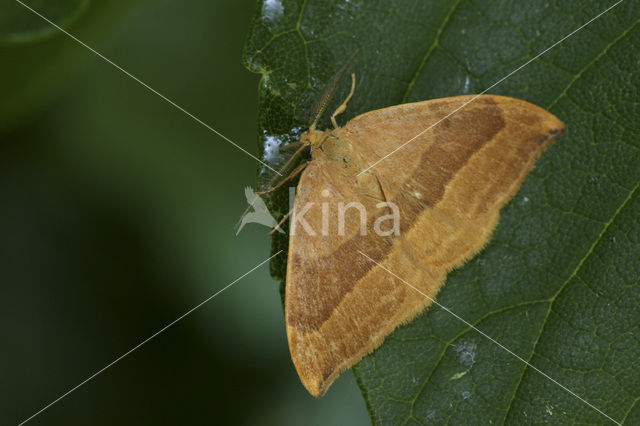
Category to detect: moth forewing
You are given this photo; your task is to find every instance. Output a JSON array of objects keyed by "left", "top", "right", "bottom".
[{"left": 284, "top": 93, "right": 564, "bottom": 397}]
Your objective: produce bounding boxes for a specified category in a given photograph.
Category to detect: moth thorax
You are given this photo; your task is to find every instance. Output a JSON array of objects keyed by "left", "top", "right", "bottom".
[{"left": 317, "top": 134, "right": 353, "bottom": 164}]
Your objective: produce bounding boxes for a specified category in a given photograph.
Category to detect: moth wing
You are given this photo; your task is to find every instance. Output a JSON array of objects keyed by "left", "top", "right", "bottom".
[
  {"left": 285, "top": 151, "right": 457, "bottom": 397},
  {"left": 285, "top": 95, "right": 564, "bottom": 396},
  {"left": 339, "top": 94, "right": 564, "bottom": 270},
  {"left": 341, "top": 94, "right": 564, "bottom": 223}
]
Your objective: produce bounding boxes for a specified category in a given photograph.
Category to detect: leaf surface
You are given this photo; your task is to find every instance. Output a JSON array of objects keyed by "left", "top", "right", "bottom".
[{"left": 244, "top": 0, "right": 640, "bottom": 423}]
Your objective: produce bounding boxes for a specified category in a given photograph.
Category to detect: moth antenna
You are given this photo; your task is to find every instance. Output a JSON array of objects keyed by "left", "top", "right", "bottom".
[
  {"left": 257, "top": 161, "right": 309, "bottom": 195},
  {"left": 308, "top": 50, "right": 359, "bottom": 131},
  {"left": 262, "top": 143, "right": 309, "bottom": 191},
  {"left": 280, "top": 141, "right": 304, "bottom": 152}
]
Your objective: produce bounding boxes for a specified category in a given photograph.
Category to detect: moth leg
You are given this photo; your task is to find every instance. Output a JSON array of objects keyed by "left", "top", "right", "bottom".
[
  {"left": 257, "top": 161, "right": 309, "bottom": 195},
  {"left": 267, "top": 210, "right": 292, "bottom": 236},
  {"left": 330, "top": 73, "right": 356, "bottom": 129}
]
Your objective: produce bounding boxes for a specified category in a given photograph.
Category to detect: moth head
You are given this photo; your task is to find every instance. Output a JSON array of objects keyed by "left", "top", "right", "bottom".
[{"left": 299, "top": 126, "right": 327, "bottom": 150}]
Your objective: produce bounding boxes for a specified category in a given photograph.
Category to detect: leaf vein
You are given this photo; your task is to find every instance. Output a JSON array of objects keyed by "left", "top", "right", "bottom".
[
  {"left": 546, "top": 19, "right": 639, "bottom": 111},
  {"left": 400, "top": 0, "right": 462, "bottom": 103},
  {"left": 503, "top": 179, "right": 640, "bottom": 422}
]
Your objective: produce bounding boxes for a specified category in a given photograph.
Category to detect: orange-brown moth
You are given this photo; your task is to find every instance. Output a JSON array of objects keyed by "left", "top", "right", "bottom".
[{"left": 278, "top": 71, "right": 565, "bottom": 397}]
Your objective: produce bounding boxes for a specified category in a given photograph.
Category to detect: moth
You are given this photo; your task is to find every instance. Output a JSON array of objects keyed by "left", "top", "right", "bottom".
[{"left": 267, "top": 60, "right": 565, "bottom": 397}]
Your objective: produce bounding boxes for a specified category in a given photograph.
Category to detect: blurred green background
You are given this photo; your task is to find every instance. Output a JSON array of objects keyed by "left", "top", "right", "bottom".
[{"left": 1, "top": 1, "right": 368, "bottom": 424}]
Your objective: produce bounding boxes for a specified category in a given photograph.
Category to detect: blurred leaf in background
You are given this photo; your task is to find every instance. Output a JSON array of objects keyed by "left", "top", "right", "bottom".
[
  {"left": 1, "top": 0, "right": 368, "bottom": 424},
  {"left": 0, "top": 0, "right": 89, "bottom": 44},
  {"left": 245, "top": 0, "right": 639, "bottom": 424}
]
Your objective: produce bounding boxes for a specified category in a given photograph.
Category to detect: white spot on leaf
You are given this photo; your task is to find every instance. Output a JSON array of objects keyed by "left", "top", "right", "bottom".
[
  {"left": 463, "top": 75, "right": 471, "bottom": 93},
  {"left": 456, "top": 341, "right": 477, "bottom": 368},
  {"left": 262, "top": 0, "right": 284, "bottom": 22}
]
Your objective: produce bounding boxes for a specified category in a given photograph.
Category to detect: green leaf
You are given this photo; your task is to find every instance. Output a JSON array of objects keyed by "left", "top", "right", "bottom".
[
  {"left": 243, "top": 0, "right": 640, "bottom": 423},
  {"left": 0, "top": 0, "right": 89, "bottom": 44}
]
